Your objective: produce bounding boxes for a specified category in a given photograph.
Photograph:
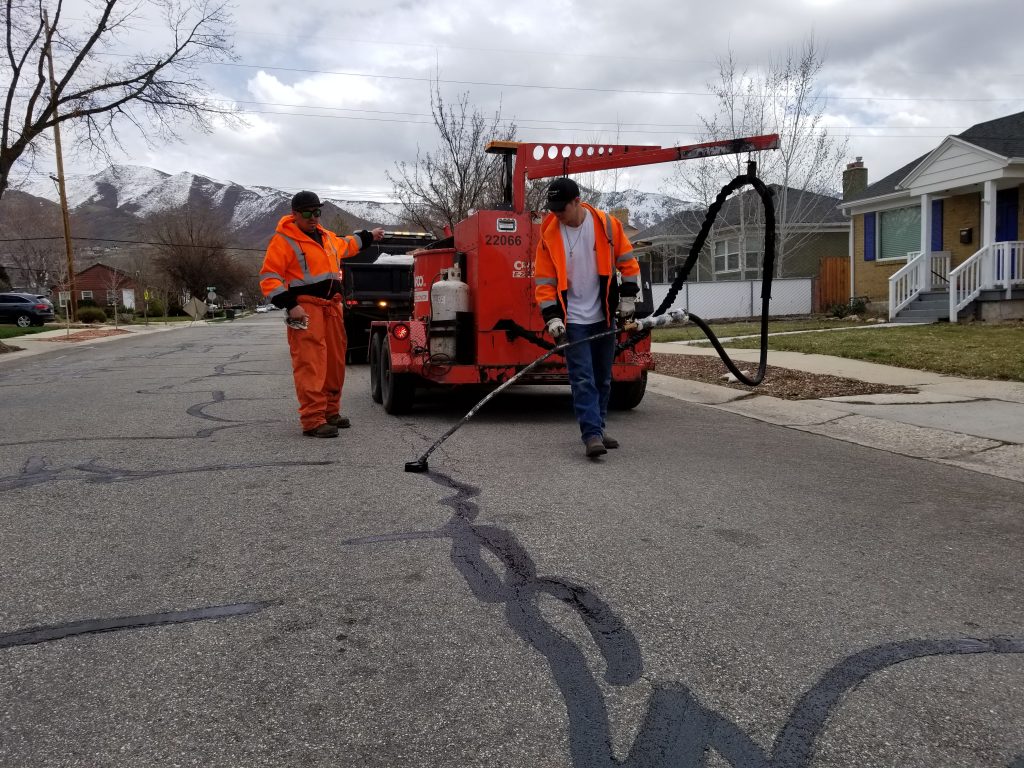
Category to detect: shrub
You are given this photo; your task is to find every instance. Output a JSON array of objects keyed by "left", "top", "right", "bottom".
[
  {"left": 828, "top": 297, "right": 867, "bottom": 318},
  {"left": 146, "top": 299, "right": 165, "bottom": 317},
  {"left": 78, "top": 306, "right": 107, "bottom": 324}
]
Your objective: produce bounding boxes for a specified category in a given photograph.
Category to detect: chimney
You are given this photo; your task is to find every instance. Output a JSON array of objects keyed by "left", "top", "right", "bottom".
[
  {"left": 609, "top": 207, "right": 630, "bottom": 226},
  {"left": 842, "top": 157, "right": 868, "bottom": 200}
]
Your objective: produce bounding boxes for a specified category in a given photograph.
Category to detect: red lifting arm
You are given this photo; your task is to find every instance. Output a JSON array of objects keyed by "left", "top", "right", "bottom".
[{"left": 486, "top": 134, "right": 780, "bottom": 214}]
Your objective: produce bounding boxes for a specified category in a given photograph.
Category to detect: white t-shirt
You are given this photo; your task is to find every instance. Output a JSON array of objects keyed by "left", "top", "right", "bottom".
[{"left": 560, "top": 210, "right": 603, "bottom": 324}]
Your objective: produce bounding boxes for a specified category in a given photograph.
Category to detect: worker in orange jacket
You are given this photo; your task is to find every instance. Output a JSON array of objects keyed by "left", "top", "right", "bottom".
[
  {"left": 260, "top": 190, "right": 383, "bottom": 437},
  {"left": 534, "top": 178, "right": 640, "bottom": 458}
]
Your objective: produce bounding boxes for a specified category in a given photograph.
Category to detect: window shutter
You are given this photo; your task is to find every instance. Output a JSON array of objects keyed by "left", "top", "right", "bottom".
[
  {"left": 864, "top": 213, "right": 876, "bottom": 261},
  {"left": 931, "top": 199, "right": 943, "bottom": 251}
]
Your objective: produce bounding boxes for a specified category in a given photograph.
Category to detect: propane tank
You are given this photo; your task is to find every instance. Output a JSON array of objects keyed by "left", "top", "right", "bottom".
[{"left": 429, "top": 264, "right": 469, "bottom": 359}]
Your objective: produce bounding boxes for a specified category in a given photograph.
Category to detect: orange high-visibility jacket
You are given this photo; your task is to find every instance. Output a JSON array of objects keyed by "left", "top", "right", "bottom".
[
  {"left": 259, "top": 215, "right": 365, "bottom": 308},
  {"left": 534, "top": 202, "right": 640, "bottom": 325}
]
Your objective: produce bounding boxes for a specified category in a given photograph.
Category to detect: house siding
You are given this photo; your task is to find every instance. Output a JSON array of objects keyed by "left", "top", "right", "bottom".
[
  {"left": 53, "top": 265, "right": 139, "bottom": 307},
  {"left": 852, "top": 214, "right": 902, "bottom": 300},
  {"left": 779, "top": 232, "right": 848, "bottom": 277},
  {"left": 851, "top": 184, "right": 1024, "bottom": 302},
  {"left": 943, "top": 192, "right": 982, "bottom": 263}
]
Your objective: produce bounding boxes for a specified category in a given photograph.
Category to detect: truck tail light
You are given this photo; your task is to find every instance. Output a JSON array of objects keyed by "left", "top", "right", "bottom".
[
  {"left": 392, "top": 323, "right": 410, "bottom": 340},
  {"left": 345, "top": 299, "right": 358, "bottom": 306}
]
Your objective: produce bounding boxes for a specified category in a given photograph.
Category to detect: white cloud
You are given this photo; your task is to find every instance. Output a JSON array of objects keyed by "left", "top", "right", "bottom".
[{"left": 16, "top": 0, "right": 1024, "bottom": 204}]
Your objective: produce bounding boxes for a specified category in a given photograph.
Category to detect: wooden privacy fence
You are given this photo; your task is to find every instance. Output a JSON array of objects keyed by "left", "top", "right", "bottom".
[{"left": 814, "top": 256, "right": 849, "bottom": 312}]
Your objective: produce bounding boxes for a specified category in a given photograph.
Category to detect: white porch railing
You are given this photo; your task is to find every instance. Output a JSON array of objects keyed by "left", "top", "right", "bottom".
[
  {"left": 948, "top": 241, "right": 1024, "bottom": 320},
  {"left": 887, "top": 251, "right": 951, "bottom": 320}
]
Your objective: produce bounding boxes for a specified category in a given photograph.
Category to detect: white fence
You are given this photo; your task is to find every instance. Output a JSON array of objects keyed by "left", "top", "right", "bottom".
[{"left": 647, "top": 277, "right": 813, "bottom": 320}]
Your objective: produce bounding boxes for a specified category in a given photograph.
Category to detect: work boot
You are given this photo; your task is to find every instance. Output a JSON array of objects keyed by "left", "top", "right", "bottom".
[
  {"left": 601, "top": 433, "right": 619, "bottom": 449},
  {"left": 584, "top": 436, "right": 607, "bottom": 458},
  {"left": 302, "top": 423, "right": 339, "bottom": 438},
  {"left": 326, "top": 414, "right": 351, "bottom": 429}
]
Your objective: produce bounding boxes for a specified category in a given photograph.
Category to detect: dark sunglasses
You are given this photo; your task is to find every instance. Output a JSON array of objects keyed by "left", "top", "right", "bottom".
[{"left": 297, "top": 208, "right": 322, "bottom": 219}]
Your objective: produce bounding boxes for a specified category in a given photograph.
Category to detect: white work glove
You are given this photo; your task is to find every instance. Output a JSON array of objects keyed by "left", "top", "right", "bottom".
[
  {"left": 617, "top": 296, "right": 637, "bottom": 321},
  {"left": 546, "top": 317, "right": 566, "bottom": 344}
]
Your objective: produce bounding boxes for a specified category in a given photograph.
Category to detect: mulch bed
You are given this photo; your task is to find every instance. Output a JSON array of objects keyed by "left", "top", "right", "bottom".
[
  {"left": 37, "top": 329, "right": 131, "bottom": 343},
  {"left": 652, "top": 352, "right": 919, "bottom": 400}
]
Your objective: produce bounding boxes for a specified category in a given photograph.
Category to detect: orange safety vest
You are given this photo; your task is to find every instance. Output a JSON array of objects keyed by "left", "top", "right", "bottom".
[
  {"left": 534, "top": 202, "right": 640, "bottom": 325},
  {"left": 259, "top": 215, "right": 364, "bottom": 303}
]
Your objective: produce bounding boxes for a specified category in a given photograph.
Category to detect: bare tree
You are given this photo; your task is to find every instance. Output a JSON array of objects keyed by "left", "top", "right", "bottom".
[
  {"left": 387, "top": 84, "right": 517, "bottom": 234},
  {"left": 667, "top": 38, "right": 848, "bottom": 276},
  {"left": 1, "top": 0, "right": 236, "bottom": 201},
  {"left": 150, "top": 208, "right": 245, "bottom": 299}
]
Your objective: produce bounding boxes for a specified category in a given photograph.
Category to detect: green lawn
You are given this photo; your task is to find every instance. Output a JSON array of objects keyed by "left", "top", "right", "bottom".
[
  {"left": 0, "top": 325, "right": 56, "bottom": 340},
  {"left": 706, "top": 323, "right": 1024, "bottom": 382}
]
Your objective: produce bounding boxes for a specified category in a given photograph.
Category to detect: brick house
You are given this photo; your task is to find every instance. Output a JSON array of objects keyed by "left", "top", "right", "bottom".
[
  {"left": 840, "top": 111, "right": 1024, "bottom": 322},
  {"left": 53, "top": 263, "right": 140, "bottom": 311}
]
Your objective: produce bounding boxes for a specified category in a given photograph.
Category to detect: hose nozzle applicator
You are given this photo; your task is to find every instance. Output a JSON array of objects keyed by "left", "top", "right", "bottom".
[{"left": 624, "top": 308, "right": 689, "bottom": 332}]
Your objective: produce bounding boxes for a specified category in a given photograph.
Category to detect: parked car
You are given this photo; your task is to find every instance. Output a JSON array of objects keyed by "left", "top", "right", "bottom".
[
  {"left": 0, "top": 292, "right": 56, "bottom": 327},
  {"left": 255, "top": 304, "right": 273, "bottom": 313}
]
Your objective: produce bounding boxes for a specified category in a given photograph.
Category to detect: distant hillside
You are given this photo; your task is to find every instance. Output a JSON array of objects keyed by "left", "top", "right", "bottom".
[{"left": 3, "top": 165, "right": 694, "bottom": 283}]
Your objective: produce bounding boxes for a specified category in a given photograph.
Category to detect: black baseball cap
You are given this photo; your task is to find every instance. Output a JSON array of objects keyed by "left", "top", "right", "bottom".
[
  {"left": 544, "top": 178, "right": 580, "bottom": 212},
  {"left": 291, "top": 190, "right": 323, "bottom": 210}
]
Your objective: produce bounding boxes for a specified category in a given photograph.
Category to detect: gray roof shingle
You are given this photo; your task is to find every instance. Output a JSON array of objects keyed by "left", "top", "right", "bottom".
[{"left": 844, "top": 110, "right": 1024, "bottom": 205}]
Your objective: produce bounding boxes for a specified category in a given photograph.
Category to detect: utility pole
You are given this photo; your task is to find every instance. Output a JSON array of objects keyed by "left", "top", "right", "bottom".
[{"left": 42, "top": 9, "right": 77, "bottom": 322}]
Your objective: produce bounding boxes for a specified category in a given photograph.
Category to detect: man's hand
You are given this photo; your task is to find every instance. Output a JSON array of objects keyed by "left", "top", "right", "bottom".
[
  {"left": 286, "top": 305, "right": 309, "bottom": 330},
  {"left": 371, "top": 227, "right": 385, "bottom": 241},
  {"left": 617, "top": 296, "right": 636, "bottom": 321},
  {"left": 546, "top": 317, "right": 566, "bottom": 344}
]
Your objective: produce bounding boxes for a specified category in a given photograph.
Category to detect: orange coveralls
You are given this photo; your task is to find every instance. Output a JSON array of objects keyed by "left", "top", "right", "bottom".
[{"left": 259, "top": 216, "right": 365, "bottom": 431}]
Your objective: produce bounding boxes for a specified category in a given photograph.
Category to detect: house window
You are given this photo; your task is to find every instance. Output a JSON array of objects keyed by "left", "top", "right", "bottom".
[
  {"left": 714, "top": 237, "right": 763, "bottom": 276},
  {"left": 877, "top": 206, "right": 920, "bottom": 260},
  {"left": 58, "top": 291, "right": 70, "bottom": 307},
  {"left": 106, "top": 290, "right": 118, "bottom": 305},
  {"left": 744, "top": 236, "right": 763, "bottom": 278},
  {"left": 713, "top": 240, "right": 740, "bottom": 274},
  {"left": 80, "top": 290, "right": 93, "bottom": 301}
]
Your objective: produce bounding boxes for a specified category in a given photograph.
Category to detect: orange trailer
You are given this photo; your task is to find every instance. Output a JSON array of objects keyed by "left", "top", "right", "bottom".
[{"left": 370, "top": 135, "right": 779, "bottom": 414}]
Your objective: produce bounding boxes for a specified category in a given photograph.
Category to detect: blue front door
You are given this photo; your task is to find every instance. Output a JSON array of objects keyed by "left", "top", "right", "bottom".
[{"left": 996, "top": 188, "right": 1019, "bottom": 279}]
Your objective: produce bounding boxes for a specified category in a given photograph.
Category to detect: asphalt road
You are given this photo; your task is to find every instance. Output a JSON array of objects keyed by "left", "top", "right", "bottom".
[{"left": 1, "top": 315, "right": 1022, "bottom": 768}]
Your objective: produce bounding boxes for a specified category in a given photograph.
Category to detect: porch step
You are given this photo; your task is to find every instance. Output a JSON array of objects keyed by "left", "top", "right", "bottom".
[
  {"left": 892, "top": 311, "right": 946, "bottom": 324},
  {"left": 894, "top": 292, "right": 949, "bottom": 323}
]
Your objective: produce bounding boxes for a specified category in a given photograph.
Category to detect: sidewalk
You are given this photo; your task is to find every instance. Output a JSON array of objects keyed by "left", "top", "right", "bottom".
[
  {"left": 0, "top": 322, "right": 192, "bottom": 364},
  {"left": 650, "top": 341, "right": 1024, "bottom": 485}
]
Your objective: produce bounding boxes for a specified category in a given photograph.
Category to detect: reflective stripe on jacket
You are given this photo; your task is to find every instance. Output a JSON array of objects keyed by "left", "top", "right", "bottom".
[
  {"left": 534, "top": 202, "right": 640, "bottom": 325},
  {"left": 259, "top": 215, "right": 364, "bottom": 306}
]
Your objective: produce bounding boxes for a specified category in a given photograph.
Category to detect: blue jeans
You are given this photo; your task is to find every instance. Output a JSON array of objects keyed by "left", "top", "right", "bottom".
[{"left": 564, "top": 321, "right": 615, "bottom": 442}]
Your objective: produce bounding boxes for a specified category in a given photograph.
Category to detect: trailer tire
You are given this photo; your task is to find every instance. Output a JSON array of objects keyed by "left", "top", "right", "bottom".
[
  {"left": 609, "top": 371, "right": 646, "bottom": 410},
  {"left": 369, "top": 333, "right": 383, "bottom": 404},
  {"left": 381, "top": 337, "right": 415, "bottom": 414}
]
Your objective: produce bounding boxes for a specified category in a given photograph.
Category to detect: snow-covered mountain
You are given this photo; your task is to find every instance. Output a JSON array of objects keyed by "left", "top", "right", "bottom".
[
  {"left": 15, "top": 164, "right": 688, "bottom": 245},
  {"left": 590, "top": 188, "right": 695, "bottom": 231},
  {"left": 19, "top": 165, "right": 408, "bottom": 245}
]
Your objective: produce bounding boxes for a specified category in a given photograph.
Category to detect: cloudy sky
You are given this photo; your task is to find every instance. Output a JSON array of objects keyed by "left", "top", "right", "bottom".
[{"left": 19, "top": 0, "right": 1024, "bottom": 203}]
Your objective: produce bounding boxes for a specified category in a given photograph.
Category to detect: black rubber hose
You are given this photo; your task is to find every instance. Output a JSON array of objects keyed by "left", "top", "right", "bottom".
[{"left": 619, "top": 165, "right": 776, "bottom": 386}]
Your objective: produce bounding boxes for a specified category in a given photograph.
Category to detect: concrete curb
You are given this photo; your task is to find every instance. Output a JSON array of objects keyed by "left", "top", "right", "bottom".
[{"left": 648, "top": 372, "right": 1024, "bottom": 485}]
